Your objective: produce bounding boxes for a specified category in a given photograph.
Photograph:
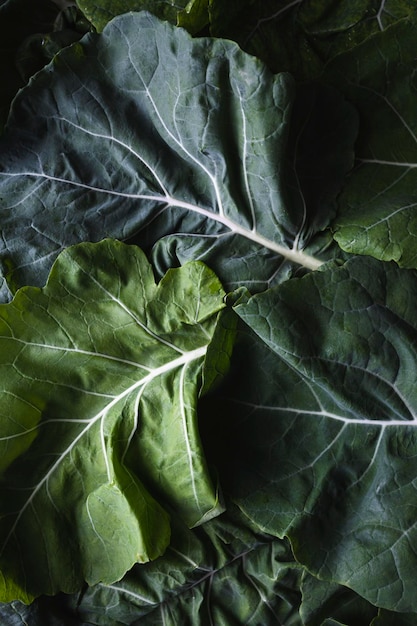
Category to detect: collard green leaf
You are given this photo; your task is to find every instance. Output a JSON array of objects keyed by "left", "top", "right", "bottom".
[
  {"left": 0, "top": 595, "right": 86, "bottom": 626},
  {"left": 0, "top": 11, "right": 358, "bottom": 302},
  {"left": 75, "top": 503, "right": 303, "bottom": 626},
  {"left": 177, "top": 0, "right": 209, "bottom": 34},
  {"left": 76, "top": 0, "right": 207, "bottom": 32},
  {"left": 1, "top": 505, "right": 303, "bottom": 625},
  {"left": 205, "top": 256, "right": 417, "bottom": 613},
  {"left": 372, "top": 609, "right": 417, "bottom": 625},
  {"left": 150, "top": 79, "right": 358, "bottom": 288},
  {"left": 323, "top": 16, "right": 417, "bottom": 268},
  {"left": 0, "top": 238, "right": 229, "bottom": 602},
  {"left": 0, "top": 0, "right": 60, "bottom": 131},
  {"left": 300, "top": 571, "right": 378, "bottom": 626},
  {"left": 209, "top": 0, "right": 417, "bottom": 77}
]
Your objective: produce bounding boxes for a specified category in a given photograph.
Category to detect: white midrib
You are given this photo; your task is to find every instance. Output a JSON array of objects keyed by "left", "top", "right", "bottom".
[
  {"left": 0, "top": 344, "right": 207, "bottom": 557},
  {"left": 9, "top": 107, "right": 324, "bottom": 271},
  {"left": 164, "top": 199, "right": 323, "bottom": 270},
  {"left": 5, "top": 170, "right": 323, "bottom": 271},
  {"left": 234, "top": 402, "right": 417, "bottom": 427}
]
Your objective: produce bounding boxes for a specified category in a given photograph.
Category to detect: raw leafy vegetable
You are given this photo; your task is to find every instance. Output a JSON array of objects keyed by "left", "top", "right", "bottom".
[
  {"left": 0, "top": 0, "right": 90, "bottom": 133},
  {"left": 323, "top": 17, "right": 417, "bottom": 268},
  {"left": 208, "top": 0, "right": 417, "bottom": 76},
  {"left": 75, "top": 502, "right": 303, "bottom": 626},
  {"left": 0, "top": 11, "right": 357, "bottom": 301},
  {"left": 2, "top": 1, "right": 417, "bottom": 624},
  {"left": 227, "top": 256, "right": 417, "bottom": 612},
  {"left": 77, "top": 0, "right": 209, "bottom": 33},
  {"left": 0, "top": 0, "right": 58, "bottom": 131},
  {"left": 0, "top": 238, "right": 229, "bottom": 602}
]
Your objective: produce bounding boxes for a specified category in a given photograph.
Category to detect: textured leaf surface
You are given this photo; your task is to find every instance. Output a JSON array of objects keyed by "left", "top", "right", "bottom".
[
  {"left": 0, "top": 596, "right": 86, "bottom": 626},
  {"left": 209, "top": 0, "right": 416, "bottom": 76},
  {"left": 205, "top": 256, "right": 417, "bottom": 612},
  {"left": 0, "top": 0, "right": 60, "bottom": 131},
  {"left": 75, "top": 504, "right": 303, "bottom": 626},
  {"left": 325, "top": 16, "right": 417, "bottom": 267},
  {"left": 76, "top": 0, "right": 203, "bottom": 32},
  {"left": 372, "top": 610, "right": 417, "bottom": 625},
  {"left": 0, "top": 238, "right": 228, "bottom": 602},
  {"left": 300, "top": 571, "right": 378, "bottom": 626},
  {"left": 0, "top": 11, "right": 358, "bottom": 302}
]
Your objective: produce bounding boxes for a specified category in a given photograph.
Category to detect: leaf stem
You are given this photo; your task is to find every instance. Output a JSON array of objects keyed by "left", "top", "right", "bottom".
[{"left": 166, "top": 197, "right": 324, "bottom": 271}]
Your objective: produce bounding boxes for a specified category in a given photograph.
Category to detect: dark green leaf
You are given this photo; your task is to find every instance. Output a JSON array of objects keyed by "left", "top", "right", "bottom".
[
  {"left": 76, "top": 0, "right": 208, "bottom": 32},
  {"left": 322, "top": 16, "right": 417, "bottom": 268},
  {"left": 300, "top": 570, "right": 378, "bottom": 625},
  {"left": 0, "top": 12, "right": 353, "bottom": 302},
  {"left": 209, "top": 0, "right": 417, "bottom": 77},
  {"left": 0, "top": 0, "right": 59, "bottom": 130},
  {"left": 75, "top": 503, "right": 303, "bottom": 626},
  {"left": 207, "top": 256, "right": 417, "bottom": 612}
]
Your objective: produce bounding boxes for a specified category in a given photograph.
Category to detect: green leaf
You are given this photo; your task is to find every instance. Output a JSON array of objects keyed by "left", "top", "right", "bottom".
[
  {"left": 0, "top": 506, "right": 303, "bottom": 625},
  {"left": 209, "top": 0, "right": 417, "bottom": 77},
  {"left": 76, "top": 0, "right": 200, "bottom": 32},
  {"left": 322, "top": 16, "right": 417, "bottom": 268},
  {"left": 206, "top": 256, "right": 417, "bottom": 613},
  {"left": 76, "top": 0, "right": 210, "bottom": 34},
  {"left": 0, "top": 12, "right": 358, "bottom": 302},
  {"left": 0, "top": 238, "right": 229, "bottom": 602},
  {"left": 372, "top": 609, "right": 417, "bottom": 625},
  {"left": 75, "top": 503, "right": 303, "bottom": 626},
  {"left": 177, "top": 0, "right": 209, "bottom": 34},
  {"left": 0, "top": 0, "right": 59, "bottom": 131},
  {"left": 300, "top": 571, "right": 378, "bottom": 626}
]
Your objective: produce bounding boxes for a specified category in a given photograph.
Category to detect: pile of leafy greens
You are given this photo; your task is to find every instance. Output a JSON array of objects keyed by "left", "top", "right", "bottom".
[{"left": 1, "top": 1, "right": 417, "bottom": 624}]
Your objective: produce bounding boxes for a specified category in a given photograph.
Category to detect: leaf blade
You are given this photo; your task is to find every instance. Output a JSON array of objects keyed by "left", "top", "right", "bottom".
[
  {"left": 0, "top": 238, "right": 228, "bottom": 601},
  {"left": 0, "top": 11, "right": 334, "bottom": 301},
  {"left": 210, "top": 256, "right": 417, "bottom": 612}
]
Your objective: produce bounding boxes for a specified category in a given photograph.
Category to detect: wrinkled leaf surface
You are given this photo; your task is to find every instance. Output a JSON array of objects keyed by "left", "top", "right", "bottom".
[
  {"left": 324, "top": 17, "right": 417, "bottom": 268},
  {"left": 0, "top": 238, "right": 228, "bottom": 601},
  {"left": 0, "top": 11, "right": 358, "bottom": 302},
  {"left": 212, "top": 256, "right": 417, "bottom": 613},
  {"left": 75, "top": 504, "right": 303, "bottom": 626},
  {"left": 76, "top": 0, "right": 207, "bottom": 32}
]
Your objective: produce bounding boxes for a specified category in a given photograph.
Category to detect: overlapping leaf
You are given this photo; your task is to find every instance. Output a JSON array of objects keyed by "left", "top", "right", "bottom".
[
  {"left": 299, "top": 572, "right": 378, "bottom": 625},
  {"left": 0, "top": 0, "right": 91, "bottom": 134},
  {"left": 76, "top": 0, "right": 209, "bottom": 33},
  {"left": 323, "top": 16, "right": 417, "bottom": 268},
  {"left": 201, "top": 256, "right": 417, "bottom": 613},
  {"left": 0, "top": 238, "right": 229, "bottom": 602},
  {"left": 209, "top": 0, "right": 416, "bottom": 76},
  {"left": 0, "top": 11, "right": 359, "bottom": 303},
  {"left": 74, "top": 504, "right": 302, "bottom": 626}
]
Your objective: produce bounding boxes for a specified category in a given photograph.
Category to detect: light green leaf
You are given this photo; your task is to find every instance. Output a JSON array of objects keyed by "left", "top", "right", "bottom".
[
  {"left": 0, "top": 12, "right": 358, "bottom": 302},
  {"left": 206, "top": 256, "right": 417, "bottom": 613},
  {"left": 0, "top": 238, "right": 228, "bottom": 602},
  {"left": 76, "top": 0, "right": 210, "bottom": 33}
]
